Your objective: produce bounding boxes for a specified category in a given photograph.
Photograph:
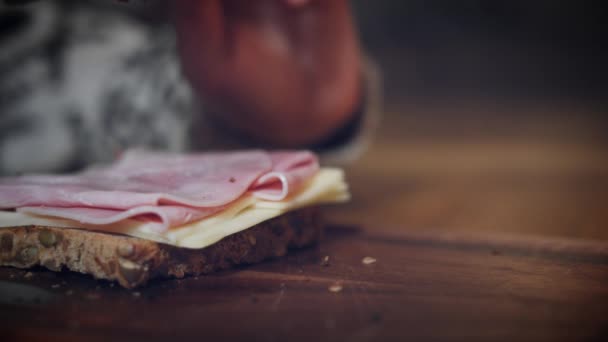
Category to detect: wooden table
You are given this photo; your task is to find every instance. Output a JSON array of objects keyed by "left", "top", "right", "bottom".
[{"left": 1, "top": 104, "right": 607, "bottom": 341}]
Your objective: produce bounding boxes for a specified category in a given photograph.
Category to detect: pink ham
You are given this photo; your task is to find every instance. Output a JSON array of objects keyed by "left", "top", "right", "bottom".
[
  {"left": 252, "top": 151, "right": 320, "bottom": 201},
  {"left": 0, "top": 150, "right": 319, "bottom": 232}
]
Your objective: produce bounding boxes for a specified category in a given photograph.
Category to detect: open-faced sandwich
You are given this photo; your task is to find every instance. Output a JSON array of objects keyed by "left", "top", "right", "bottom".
[{"left": 0, "top": 150, "right": 348, "bottom": 288}]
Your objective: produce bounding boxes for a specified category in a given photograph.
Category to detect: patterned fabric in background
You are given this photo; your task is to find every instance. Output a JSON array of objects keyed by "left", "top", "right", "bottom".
[{"left": 0, "top": 1, "right": 194, "bottom": 175}]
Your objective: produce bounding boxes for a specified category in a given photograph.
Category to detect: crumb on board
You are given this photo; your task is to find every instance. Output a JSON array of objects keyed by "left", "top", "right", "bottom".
[
  {"left": 320, "top": 255, "right": 330, "bottom": 267},
  {"left": 132, "top": 292, "right": 141, "bottom": 297},
  {"left": 23, "top": 272, "right": 34, "bottom": 279},
  {"left": 362, "top": 257, "right": 377, "bottom": 265},
  {"left": 85, "top": 293, "right": 101, "bottom": 300},
  {"left": 328, "top": 283, "right": 343, "bottom": 293}
]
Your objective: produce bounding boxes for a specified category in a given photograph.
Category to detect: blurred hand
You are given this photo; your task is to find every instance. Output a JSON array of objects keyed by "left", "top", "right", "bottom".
[{"left": 173, "top": 0, "right": 361, "bottom": 146}]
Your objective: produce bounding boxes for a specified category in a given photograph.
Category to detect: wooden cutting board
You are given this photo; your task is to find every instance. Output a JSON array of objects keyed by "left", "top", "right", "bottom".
[{"left": 1, "top": 224, "right": 606, "bottom": 341}]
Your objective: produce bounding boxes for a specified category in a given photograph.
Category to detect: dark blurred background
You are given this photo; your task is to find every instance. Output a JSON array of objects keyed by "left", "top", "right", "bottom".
[{"left": 353, "top": 0, "right": 607, "bottom": 107}]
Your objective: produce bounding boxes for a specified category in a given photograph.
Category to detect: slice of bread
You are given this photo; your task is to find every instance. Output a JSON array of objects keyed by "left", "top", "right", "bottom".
[{"left": 0, "top": 208, "right": 321, "bottom": 288}]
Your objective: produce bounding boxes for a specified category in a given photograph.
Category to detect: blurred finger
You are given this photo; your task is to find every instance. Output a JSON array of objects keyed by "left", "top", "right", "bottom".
[{"left": 172, "top": 0, "right": 226, "bottom": 60}]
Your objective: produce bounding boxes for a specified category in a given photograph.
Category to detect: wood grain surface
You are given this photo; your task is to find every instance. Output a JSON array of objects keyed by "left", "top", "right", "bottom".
[
  {"left": 1, "top": 225, "right": 607, "bottom": 341},
  {"left": 1, "top": 105, "right": 607, "bottom": 341}
]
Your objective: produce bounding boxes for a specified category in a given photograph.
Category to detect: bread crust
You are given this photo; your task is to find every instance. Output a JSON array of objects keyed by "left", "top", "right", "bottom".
[{"left": 0, "top": 208, "right": 321, "bottom": 288}]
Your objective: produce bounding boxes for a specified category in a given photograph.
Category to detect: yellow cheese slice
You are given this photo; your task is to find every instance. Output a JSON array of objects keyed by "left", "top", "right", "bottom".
[{"left": 0, "top": 168, "right": 348, "bottom": 249}]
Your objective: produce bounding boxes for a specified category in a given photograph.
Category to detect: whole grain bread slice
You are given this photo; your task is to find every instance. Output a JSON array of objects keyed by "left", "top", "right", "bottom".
[{"left": 0, "top": 208, "right": 321, "bottom": 288}]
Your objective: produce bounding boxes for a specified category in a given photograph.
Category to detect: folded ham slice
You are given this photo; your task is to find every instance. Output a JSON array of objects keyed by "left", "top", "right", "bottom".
[{"left": 0, "top": 150, "right": 319, "bottom": 232}]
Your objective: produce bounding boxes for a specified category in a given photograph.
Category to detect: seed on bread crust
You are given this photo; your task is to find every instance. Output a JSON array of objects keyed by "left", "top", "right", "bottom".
[
  {"left": 41, "top": 258, "right": 61, "bottom": 271},
  {"left": 0, "top": 233, "right": 13, "bottom": 254},
  {"left": 17, "top": 246, "right": 39, "bottom": 264},
  {"left": 117, "top": 244, "right": 135, "bottom": 258},
  {"left": 38, "top": 230, "right": 60, "bottom": 247},
  {"left": 117, "top": 258, "right": 148, "bottom": 287}
]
